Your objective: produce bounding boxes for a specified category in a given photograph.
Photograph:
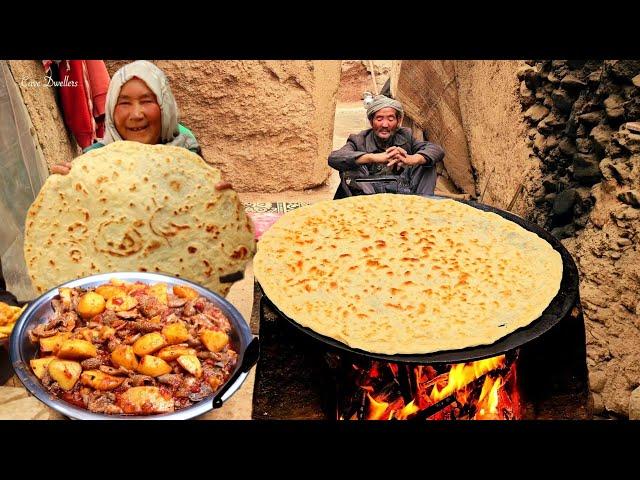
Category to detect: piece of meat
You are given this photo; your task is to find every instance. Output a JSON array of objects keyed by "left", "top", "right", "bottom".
[
  {"left": 51, "top": 298, "right": 64, "bottom": 314},
  {"left": 81, "top": 358, "right": 103, "bottom": 370},
  {"left": 132, "top": 320, "right": 163, "bottom": 333},
  {"left": 137, "top": 294, "right": 168, "bottom": 318},
  {"left": 175, "top": 376, "right": 197, "bottom": 398},
  {"left": 80, "top": 387, "right": 92, "bottom": 407},
  {"left": 30, "top": 323, "right": 59, "bottom": 339},
  {"left": 182, "top": 299, "right": 197, "bottom": 317},
  {"left": 116, "top": 309, "right": 140, "bottom": 319},
  {"left": 123, "top": 333, "right": 141, "bottom": 345},
  {"left": 101, "top": 309, "right": 118, "bottom": 326},
  {"left": 59, "top": 311, "right": 78, "bottom": 331},
  {"left": 196, "top": 351, "right": 223, "bottom": 361},
  {"left": 86, "top": 391, "right": 123, "bottom": 415},
  {"left": 40, "top": 370, "right": 54, "bottom": 387},
  {"left": 157, "top": 374, "right": 183, "bottom": 388},
  {"left": 99, "top": 365, "right": 131, "bottom": 376},
  {"left": 107, "top": 338, "right": 121, "bottom": 352},
  {"left": 190, "top": 313, "right": 214, "bottom": 330},
  {"left": 167, "top": 296, "right": 188, "bottom": 308},
  {"left": 131, "top": 374, "right": 156, "bottom": 387},
  {"left": 202, "top": 305, "right": 232, "bottom": 332}
]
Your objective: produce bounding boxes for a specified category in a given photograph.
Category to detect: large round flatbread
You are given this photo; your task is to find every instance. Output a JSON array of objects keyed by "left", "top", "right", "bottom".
[
  {"left": 24, "top": 141, "right": 255, "bottom": 296},
  {"left": 254, "top": 194, "right": 563, "bottom": 355}
]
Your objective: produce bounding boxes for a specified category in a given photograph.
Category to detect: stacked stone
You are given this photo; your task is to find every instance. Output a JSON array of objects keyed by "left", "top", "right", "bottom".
[{"left": 518, "top": 60, "right": 640, "bottom": 239}]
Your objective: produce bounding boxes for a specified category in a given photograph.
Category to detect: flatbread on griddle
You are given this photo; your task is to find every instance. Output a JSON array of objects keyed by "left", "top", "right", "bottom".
[{"left": 254, "top": 194, "right": 563, "bottom": 355}]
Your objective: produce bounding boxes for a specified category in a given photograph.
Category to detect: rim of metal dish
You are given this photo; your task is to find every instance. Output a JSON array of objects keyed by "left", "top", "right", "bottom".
[
  {"left": 10, "top": 271, "right": 254, "bottom": 420},
  {"left": 258, "top": 194, "right": 579, "bottom": 365}
]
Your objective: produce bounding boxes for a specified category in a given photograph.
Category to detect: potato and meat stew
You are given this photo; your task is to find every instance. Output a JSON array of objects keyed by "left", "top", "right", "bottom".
[{"left": 28, "top": 279, "right": 238, "bottom": 415}]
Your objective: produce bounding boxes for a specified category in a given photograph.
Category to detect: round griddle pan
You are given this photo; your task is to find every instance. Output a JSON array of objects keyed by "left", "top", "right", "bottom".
[{"left": 258, "top": 194, "right": 579, "bottom": 365}]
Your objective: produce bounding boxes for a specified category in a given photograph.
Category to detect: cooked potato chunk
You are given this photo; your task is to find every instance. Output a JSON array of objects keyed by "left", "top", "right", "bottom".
[
  {"left": 148, "top": 283, "right": 168, "bottom": 305},
  {"left": 111, "top": 344, "right": 139, "bottom": 370},
  {"left": 94, "top": 284, "right": 127, "bottom": 300},
  {"left": 132, "top": 332, "right": 166, "bottom": 356},
  {"left": 156, "top": 345, "right": 197, "bottom": 362},
  {"left": 137, "top": 355, "right": 172, "bottom": 377},
  {"left": 30, "top": 356, "right": 55, "bottom": 379},
  {"left": 200, "top": 330, "right": 229, "bottom": 353},
  {"left": 39, "top": 332, "right": 72, "bottom": 353},
  {"left": 77, "top": 292, "right": 106, "bottom": 319},
  {"left": 0, "top": 325, "right": 13, "bottom": 336},
  {"left": 57, "top": 339, "right": 98, "bottom": 359},
  {"left": 177, "top": 355, "right": 202, "bottom": 378},
  {"left": 172, "top": 285, "right": 199, "bottom": 300},
  {"left": 105, "top": 294, "right": 138, "bottom": 312},
  {"left": 162, "top": 321, "right": 190, "bottom": 345},
  {"left": 80, "top": 370, "right": 125, "bottom": 390},
  {"left": 117, "top": 386, "right": 174, "bottom": 414},
  {"left": 48, "top": 359, "right": 82, "bottom": 390},
  {"left": 58, "top": 287, "right": 73, "bottom": 308}
]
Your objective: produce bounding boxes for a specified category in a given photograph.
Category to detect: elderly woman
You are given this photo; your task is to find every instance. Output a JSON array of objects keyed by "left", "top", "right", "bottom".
[
  {"left": 328, "top": 94, "right": 444, "bottom": 198},
  {"left": 52, "top": 60, "right": 202, "bottom": 174}
]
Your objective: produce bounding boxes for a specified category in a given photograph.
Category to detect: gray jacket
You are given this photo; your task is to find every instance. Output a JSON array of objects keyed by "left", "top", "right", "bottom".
[{"left": 328, "top": 127, "right": 445, "bottom": 195}]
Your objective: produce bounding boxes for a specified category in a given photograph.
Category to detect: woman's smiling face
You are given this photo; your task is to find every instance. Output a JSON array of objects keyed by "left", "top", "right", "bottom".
[{"left": 114, "top": 77, "right": 162, "bottom": 145}]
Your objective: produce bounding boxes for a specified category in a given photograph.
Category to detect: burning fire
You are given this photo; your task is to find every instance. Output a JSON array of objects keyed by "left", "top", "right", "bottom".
[{"left": 341, "top": 354, "right": 520, "bottom": 420}]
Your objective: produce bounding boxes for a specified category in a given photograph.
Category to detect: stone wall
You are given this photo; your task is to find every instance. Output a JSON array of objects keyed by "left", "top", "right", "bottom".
[
  {"left": 516, "top": 60, "right": 640, "bottom": 417},
  {"left": 455, "top": 61, "right": 536, "bottom": 215},
  {"left": 7, "top": 61, "right": 77, "bottom": 171}
]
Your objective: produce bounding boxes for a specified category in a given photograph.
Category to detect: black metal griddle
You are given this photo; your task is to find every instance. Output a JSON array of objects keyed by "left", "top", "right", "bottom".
[{"left": 257, "top": 194, "right": 580, "bottom": 365}]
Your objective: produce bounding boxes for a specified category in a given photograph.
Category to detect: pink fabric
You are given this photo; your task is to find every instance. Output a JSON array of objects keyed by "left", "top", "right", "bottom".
[{"left": 246, "top": 212, "right": 284, "bottom": 240}]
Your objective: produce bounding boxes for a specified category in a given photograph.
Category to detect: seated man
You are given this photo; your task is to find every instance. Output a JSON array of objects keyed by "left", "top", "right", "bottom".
[{"left": 329, "top": 95, "right": 444, "bottom": 198}]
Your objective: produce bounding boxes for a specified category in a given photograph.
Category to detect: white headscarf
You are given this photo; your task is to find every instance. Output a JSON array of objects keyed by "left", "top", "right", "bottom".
[{"left": 101, "top": 60, "right": 199, "bottom": 151}]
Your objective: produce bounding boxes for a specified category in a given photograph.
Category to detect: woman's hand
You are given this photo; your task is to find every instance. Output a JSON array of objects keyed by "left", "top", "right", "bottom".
[{"left": 50, "top": 161, "right": 73, "bottom": 175}]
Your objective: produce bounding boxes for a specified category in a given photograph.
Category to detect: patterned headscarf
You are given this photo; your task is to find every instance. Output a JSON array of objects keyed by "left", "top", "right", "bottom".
[
  {"left": 366, "top": 94, "right": 404, "bottom": 121},
  {"left": 101, "top": 60, "right": 199, "bottom": 151}
]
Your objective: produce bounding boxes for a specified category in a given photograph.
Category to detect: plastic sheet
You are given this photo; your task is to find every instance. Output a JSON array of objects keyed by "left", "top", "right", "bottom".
[{"left": 0, "top": 61, "right": 48, "bottom": 301}]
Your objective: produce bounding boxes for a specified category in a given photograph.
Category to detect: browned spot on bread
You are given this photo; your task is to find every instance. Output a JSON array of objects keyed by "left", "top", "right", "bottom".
[{"left": 231, "top": 246, "right": 248, "bottom": 259}]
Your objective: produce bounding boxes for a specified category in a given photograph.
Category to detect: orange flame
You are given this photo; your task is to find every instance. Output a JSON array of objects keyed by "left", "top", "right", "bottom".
[
  {"left": 395, "top": 400, "right": 420, "bottom": 420},
  {"left": 430, "top": 355, "right": 505, "bottom": 402},
  {"left": 367, "top": 393, "right": 389, "bottom": 420},
  {"left": 475, "top": 376, "right": 503, "bottom": 420},
  {"left": 354, "top": 354, "right": 519, "bottom": 421}
]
